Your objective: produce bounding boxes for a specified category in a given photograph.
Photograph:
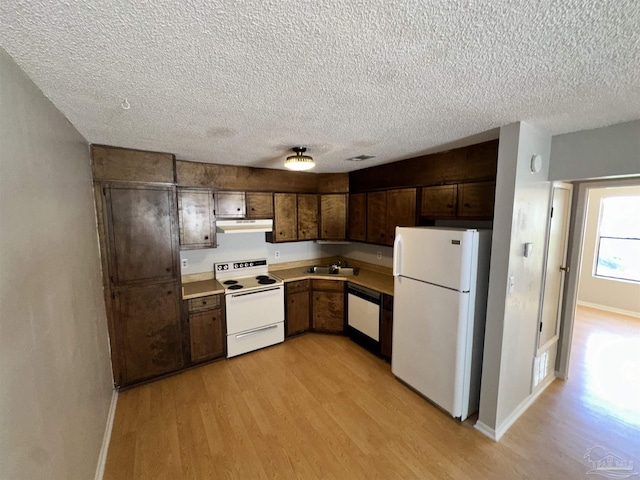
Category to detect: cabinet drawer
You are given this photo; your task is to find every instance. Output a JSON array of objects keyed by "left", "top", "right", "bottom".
[
  {"left": 312, "top": 279, "right": 344, "bottom": 292},
  {"left": 188, "top": 294, "right": 221, "bottom": 312},
  {"left": 287, "top": 279, "right": 310, "bottom": 294}
]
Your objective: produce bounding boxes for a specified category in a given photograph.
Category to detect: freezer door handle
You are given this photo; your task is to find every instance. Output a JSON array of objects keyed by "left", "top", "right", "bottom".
[{"left": 393, "top": 233, "right": 402, "bottom": 276}]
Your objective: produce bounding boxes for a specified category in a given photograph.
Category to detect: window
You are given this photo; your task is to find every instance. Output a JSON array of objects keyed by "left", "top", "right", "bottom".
[{"left": 594, "top": 196, "right": 640, "bottom": 283}]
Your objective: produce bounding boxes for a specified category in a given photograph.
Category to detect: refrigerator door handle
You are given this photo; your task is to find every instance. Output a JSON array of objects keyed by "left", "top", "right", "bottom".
[{"left": 393, "top": 233, "right": 401, "bottom": 276}]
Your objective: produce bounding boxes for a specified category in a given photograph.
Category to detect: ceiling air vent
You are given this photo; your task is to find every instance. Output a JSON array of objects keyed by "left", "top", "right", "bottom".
[{"left": 346, "top": 154, "right": 376, "bottom": 162}]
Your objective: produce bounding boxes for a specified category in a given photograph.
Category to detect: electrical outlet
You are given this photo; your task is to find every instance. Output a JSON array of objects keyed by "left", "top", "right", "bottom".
[
  {"left": 376, "top": 251, "right": 382, "bottom": 260},
  {"left": 274, "top": 251, "right": 280, "bottom": 259},
  {"left": 181, "top": 259, "right": 188, "bottom": 268}
]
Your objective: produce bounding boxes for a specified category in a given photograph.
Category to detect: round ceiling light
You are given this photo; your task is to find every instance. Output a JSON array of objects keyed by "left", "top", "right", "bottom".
[{"left": 284, "top": 147, "right": 315, "bottom": 171}]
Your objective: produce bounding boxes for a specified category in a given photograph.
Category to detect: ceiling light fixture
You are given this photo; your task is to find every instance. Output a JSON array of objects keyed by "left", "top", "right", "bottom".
[{"left": 284, "top": 147, "right": 315, "bottom": 171}]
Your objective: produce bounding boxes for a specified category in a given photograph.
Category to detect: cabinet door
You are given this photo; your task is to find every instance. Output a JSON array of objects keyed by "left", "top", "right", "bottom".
[
  {"left": 320, "top": 194, "right": 347, "bottom": 240},
  {"left": 177, "top": 188, "right": 216, "bottom": 249},
  {"left": 386, "top": 188, "right": 417, "bottom": 244},
  {"left": 458, "top": 181, "right": 495, "bottom": 218},
  {"left": 246, "top": 192, "right": 273, "bottom": 218},
  {"left": 297, "top": 194, "right": 319, "bottom": 240},
  {"left": 312, "top": 289, "right": 345, "bottom": 333},
  {"left": 348, "top": 193, "right": 367, "bottom": 242},
  {"left": 114, "top": 282, "right": 183, "bottom": 385},
  {"left": 273, "top": 193, "right": 298, "bottom": 242},
  {"left": 107, "top": 185, "right": 178, "bottom": 284},
  {"left": 380, "top": 295, "right": 393, "bottom": 358},
  {"left": 420, "top": 185, "right": 457, "bottom": 218},
  {"left": 189, "top": 308, "right": 225, "bottom": 363},
  {"left": 215, "top": 191, "right": 246, "bottom": 218},
  {"left": 366, "top": 191, "right": 388, "bottom": 245},
  {"left": 286, "top": 289, "right": 310, "bottom": 336}
]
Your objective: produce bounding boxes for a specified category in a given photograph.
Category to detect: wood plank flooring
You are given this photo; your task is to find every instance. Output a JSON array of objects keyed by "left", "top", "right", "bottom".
[{"left": 104, "top": 306, "right": 640, "bottom": 479}]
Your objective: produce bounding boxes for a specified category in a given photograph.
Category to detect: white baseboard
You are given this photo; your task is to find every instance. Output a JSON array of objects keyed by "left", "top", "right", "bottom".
[
  {"left": 577, "top": 301, "right": 640, "bottom": 319},
  {"left": 474, "top": 420, "right": 497, "bottom": 441},
  {"left": 95, "top": 389, "right": 118, "bottom": 480},
  {"left": 474, "top": 374, "right": 555, "bottom": 442}
]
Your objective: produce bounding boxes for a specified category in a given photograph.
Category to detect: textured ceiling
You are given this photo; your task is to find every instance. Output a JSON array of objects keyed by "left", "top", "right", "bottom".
[{"left": 1, "top": 1, "right": 639, "bottom": 173}]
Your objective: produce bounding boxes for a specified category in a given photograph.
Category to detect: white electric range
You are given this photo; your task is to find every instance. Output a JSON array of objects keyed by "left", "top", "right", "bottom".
[{"left": 214, "top": 259, "right": 284, "bottom": 358}]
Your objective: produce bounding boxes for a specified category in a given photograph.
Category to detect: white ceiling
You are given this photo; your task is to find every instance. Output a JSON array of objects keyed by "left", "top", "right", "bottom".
[{"left": 1, "top": 1, "right": 639, "bottom": 173}]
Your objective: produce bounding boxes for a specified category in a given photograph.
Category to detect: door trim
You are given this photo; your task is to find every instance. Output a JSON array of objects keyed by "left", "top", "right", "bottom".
[{"left": 536, "top": 182, "right": 572, "bottom": 356}]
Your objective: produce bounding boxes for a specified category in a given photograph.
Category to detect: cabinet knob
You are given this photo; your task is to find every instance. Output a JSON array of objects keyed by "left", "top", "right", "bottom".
[
  {"left": 202, "top": 301, "right": 207, "bottom": 305},
  {"left": 204, "top": 235, "right": 209, "bottom": 240},
  {"left": 464, "top": 203, "right": 471, "bottom": 208},
  {"left": 237, "top": 208, "right": 241, "bottom": 211},
  {"left": 167, "top": 291, "right": 172, "bottom": 295},
  {"left": 279, "top": 231, "right": 283, "bottom": 235},
  {"left": 447, "top": 204, "right": 453, "bottom": 208},
  {"left": 166, "top": 267, "right": 171, "bottom": 272}
]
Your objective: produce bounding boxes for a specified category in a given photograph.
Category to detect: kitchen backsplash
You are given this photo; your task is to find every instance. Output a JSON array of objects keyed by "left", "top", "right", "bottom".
[
  {"left": 180, "top": 233, "right": 332, "bottom": 274},
  {"left": 179, "top": 233, "right": 395, "bottom": 274}
]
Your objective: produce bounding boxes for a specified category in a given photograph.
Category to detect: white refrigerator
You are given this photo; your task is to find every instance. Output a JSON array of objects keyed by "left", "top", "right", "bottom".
[{"left": 391, "top": 227, "right": 491, "bottom": 421}]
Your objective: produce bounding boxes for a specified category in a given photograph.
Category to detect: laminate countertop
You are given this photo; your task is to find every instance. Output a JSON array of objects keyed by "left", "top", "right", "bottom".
[
  {"left": 181, "top": 259, "right": 394, "bottom": 299},
  {"left": 271, "top": 266, "right": 394, "bottom": 296},
  {"left": 181, "top": 279, "right": 225, "bottom": 299}
]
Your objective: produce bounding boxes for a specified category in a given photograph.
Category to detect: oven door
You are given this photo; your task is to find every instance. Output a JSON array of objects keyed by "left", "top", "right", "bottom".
[{"left": 225, "top": 285, "right": 284, "bottom": 334}]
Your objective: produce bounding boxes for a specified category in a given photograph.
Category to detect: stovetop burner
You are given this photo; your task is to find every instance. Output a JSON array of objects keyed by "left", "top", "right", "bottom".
[{"left": 215, "top": 258, "right": 283, "bottom": 293}]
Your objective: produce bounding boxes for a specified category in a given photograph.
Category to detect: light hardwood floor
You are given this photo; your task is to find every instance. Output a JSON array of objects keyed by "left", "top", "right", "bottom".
[{"left": 104, "top": 306, "right": 640, "bottom": 479}]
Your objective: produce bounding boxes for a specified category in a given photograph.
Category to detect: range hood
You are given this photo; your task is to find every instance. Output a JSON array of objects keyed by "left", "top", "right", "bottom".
[{"left": 216, "top": 219, "right": 273, "bottom": 234}]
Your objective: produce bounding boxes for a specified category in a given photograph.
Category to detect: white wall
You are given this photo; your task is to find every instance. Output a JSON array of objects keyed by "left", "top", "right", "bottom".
[
  {"left": 478, "top": 122, "right": 552, "bottom": 438},
  {"left": 549, "top": 120, "right": 640, "bottom": 181},
  {"left": 0, "top": 48, "right": 113, "bottom": 479},
  {"left": 330, "top": 242, "right": 393, "bottom": 269},
  {"left": 578, "top": 185, "right": 640, "bottom": 315},
  {"left": 180, "top": 234, "right": 334, "bottom": 274}
]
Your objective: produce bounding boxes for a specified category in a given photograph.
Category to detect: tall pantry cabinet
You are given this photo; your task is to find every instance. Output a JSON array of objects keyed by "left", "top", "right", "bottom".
[{"left": 92, "top": 146, "right": 184, "bottom": 387}]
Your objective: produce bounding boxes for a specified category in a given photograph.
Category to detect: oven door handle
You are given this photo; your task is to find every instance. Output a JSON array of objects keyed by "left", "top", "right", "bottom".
[
  {"left": 230, "top": 286, "right": 282, "bottom": 298},
  {"left": 235, "top": 324, "right": 278, "bottom": 339}
]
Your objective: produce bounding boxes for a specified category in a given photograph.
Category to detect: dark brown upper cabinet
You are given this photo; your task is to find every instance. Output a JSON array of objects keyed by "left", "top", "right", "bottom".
[
  {"left": 297, "top": 194, "right": 319, "bottom": 241},
  {"left": 245, "top": 192, "right": 274, "bottom": 218},
  {"left": 386, "top": 188, "right": 417, "bottom": 244},
  {"left": 457, "top": 181, "right": 496, "bottom": 218},
  {"left": 92, "top": 145, "right": 175, "bottom": 184},
  {"left": 367, "top": 188, "right": 416, "bottom": 246},
  {"left": 320, "top": 194, "right": 347, "bottom": 240},
  {"left": 420, "top": 185, "right": 458, "bottom": 219},
  {"left": 177, "top": 188, "right": 216, "bottom": 249},
  {"left": 105, "top": 184, "right": 179, "bottom": 285},
  {"left": 348, "top": 193, "right": 367, "bottom": 242},
  {"left": 366, "top": 191, "right": 388, "bottom": 245},
  {"left": 215, "top": 191, "right": 246, "bottom": 218},
  {"left": 272, "top": 193, "right": 298, "bottom": 242}
]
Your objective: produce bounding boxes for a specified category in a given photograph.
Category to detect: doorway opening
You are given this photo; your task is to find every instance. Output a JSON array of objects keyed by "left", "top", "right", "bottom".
[{"left": 557, "top": 182, "right": 640, "bottom": 428}]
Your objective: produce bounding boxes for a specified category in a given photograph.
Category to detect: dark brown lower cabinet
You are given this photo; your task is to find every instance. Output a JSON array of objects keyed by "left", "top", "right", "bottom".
[
  {"left": 311, "top": 279, "right": 345, "bottom": 333},
  {"left": 286, "top": 280, "right": 310, "bottom": 336},
  {"left": 188, "top": 294, "right": 225, "bottom": 363},
  {"left": 380, "top": 294, "right": 393, "bottom": 359},
  {"left": 114, "top": 281, "right": 184, "bottom": 385}
]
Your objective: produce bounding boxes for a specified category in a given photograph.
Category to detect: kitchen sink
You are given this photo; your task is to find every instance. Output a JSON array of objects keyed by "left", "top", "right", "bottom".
[{"left": 306, "top": 265, "right": 359, "bottom": 276}]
